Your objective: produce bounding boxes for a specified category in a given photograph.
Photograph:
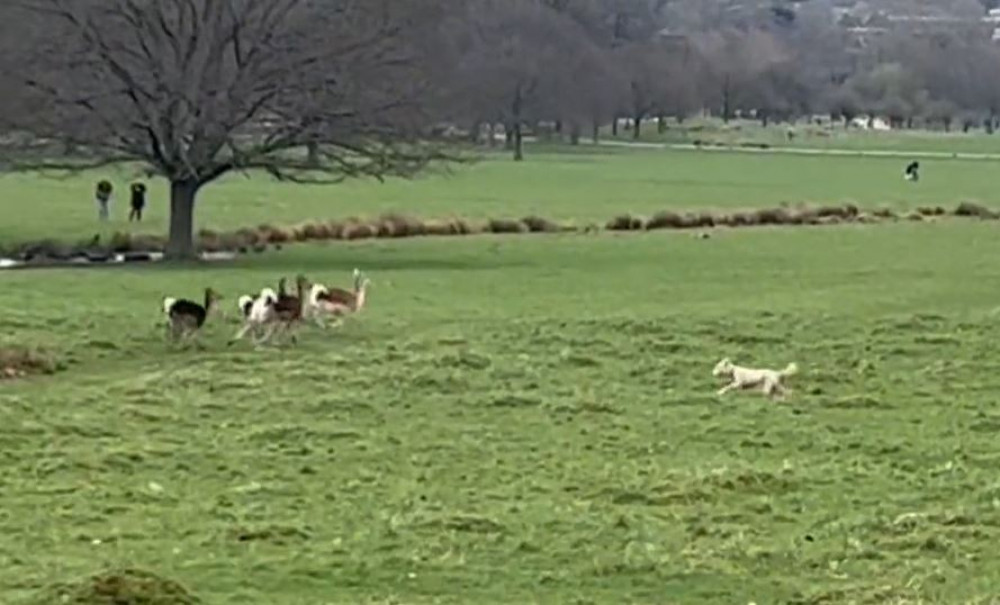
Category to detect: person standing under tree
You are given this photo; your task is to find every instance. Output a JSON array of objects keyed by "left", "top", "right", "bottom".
[
  {"left": 129, "top": 182, "right": 147, "bottom": 222},
  {"left": 95, "top": 180, "right": 113, "bottom": 221}
]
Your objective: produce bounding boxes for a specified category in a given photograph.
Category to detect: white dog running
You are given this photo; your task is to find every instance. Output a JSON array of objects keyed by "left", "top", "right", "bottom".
[{"left": 713, "top": 358, "right": 798, "bottom": 399}]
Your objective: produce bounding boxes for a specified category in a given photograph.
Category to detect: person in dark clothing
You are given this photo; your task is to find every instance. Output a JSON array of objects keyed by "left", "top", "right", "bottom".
[
  {"left": 95, "top": 180, "right": 113, "bottom": 221},
  {"left": 904, "top": 161, "right": 920, "bottom": 182},
  {"left": 129, "top": 182, "right": 147, "bottom": 222}
]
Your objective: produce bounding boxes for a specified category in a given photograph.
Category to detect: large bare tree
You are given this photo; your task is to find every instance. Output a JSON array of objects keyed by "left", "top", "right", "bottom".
[{"left": 1, "top": 0, "right": 449, "bottom": 258}]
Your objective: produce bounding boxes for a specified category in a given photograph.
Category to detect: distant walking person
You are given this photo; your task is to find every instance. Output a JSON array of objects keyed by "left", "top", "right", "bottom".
[
  {"left": 95, "top": 180, "right": 113, "bottom": 221},
  {"left": 904, "top": 161, "right": 920, "bottom": 182},
  {"left": 129, "top": 182, "right": 147, "bottom": 222}
]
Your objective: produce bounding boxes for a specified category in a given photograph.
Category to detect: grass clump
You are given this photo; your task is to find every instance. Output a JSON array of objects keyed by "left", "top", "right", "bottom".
[
  {"left": 954, "top": 201, "right": 997, "bottom": 219},
  {"left": 29, "top": 568, "right": 200, "bottom": 605},
  {"left": 606, "top": 214, "right": 644, "bottom": 231},
  {"left": 376, "top": 213, "right": 425, "bottom": 238},
  {"left": 645, "top": 211, "right": 686, "bottom": 230},
  {"left": 0, "top": 346, "right": 60, "bottom": 379},
  {"left": 486, "top": 218, "right": 529, "bottom": 234},
  {"left": 521, "top": 215, "right": 563, "bottom": 233},
  {"left": 339, "top": 220, "right": 378, "bottom": 240}
]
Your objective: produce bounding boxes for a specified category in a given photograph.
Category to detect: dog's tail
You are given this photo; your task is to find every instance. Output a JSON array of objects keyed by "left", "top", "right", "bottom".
[{"left": 780, "top": 362, "right": 799, "bottom": 377}]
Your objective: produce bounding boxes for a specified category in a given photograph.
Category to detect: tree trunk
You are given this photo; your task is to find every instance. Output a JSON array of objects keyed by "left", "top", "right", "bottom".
[
  {"left": 514, "top": 123, "right": 524, "bottom": 161},
  {"left": 591, "top": 119, "right": 600, "bottom": 144},
  {"left": 511, "top": 85, "right": 524, "bottom": 161},
  {"left": 611, "top": 118, "right": 619, "bottom": 136},
  {"left": 570, "top": 123, "right": 581, "bottom": 145},
  {"left": 488, "top": 123, "right": 498, "bottom": 147},
  {"left": 657, "top": 115, "right": 666, "bottom": 134},
  {"left": 504, "top": 128, "right": 514, "bottom": 150},
  {"left": 632, "top": 116, "right": 642, "bottom": 139},
  {"left": 306, "top": 142, "right": 320, "bottom": 167},
  {"left": 722, "top": 75, "right": 732, "bottom": 123},
  {"left": 166, "top": 179, "right": 200, "bottom": 260}
]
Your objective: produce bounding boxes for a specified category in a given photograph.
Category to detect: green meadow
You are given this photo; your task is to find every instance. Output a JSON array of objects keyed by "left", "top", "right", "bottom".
[
  {"left": 3, "top": 141, "right": 1000, "bottom": 604},
  {"left": 2, "top": 144, "right": 1000, "bottom": 244}
]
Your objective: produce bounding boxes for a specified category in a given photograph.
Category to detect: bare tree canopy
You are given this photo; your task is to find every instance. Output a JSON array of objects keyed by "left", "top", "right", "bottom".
[
  {"left": 1, "top": 0, "right": 453, "bottom": 258},
  {"left": 5, "top": 0, "right": 1000, "bottom": 254}
]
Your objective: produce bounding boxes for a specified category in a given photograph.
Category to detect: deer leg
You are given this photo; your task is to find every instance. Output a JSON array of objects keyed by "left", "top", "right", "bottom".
[
  {"left": 229, "top": 323, "right": 253, "bottom": 346},
  {"left": 258, "top": 322, "right": 280, "bottom": 345}
]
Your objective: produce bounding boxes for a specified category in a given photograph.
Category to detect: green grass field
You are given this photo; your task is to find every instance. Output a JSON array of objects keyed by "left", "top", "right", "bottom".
[
  {"left": 3, "top": 144, "right": 1000, "bottom": 245},
  {"left": 4, "top": 144, "right": 1000, "bottom": 604}
]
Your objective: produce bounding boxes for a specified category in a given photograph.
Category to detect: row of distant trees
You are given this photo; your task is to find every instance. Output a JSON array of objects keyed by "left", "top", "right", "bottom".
[{"left": 1, "top": 0, "right": 1000, "bottom": 258}]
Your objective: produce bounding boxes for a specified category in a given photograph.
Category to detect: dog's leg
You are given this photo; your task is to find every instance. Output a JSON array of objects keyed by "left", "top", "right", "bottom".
[
  {"left": 765, "top": 379, "right": 787, "bottom": 400},
  {"left": 717, "top": 382, "right": 738, "bottom": 396}
]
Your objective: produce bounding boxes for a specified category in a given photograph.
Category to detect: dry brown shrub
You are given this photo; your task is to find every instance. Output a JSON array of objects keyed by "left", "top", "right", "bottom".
[
  {"left": 645, "top": 211, "right": 685, "bottom": 230},
  {"left": 341, "top": 222, "right": 378, "bottom": 240},
  {"left": 258, "top": 224, "right": 291, "bottom": 244},
  {"left": 333, "top": 217, "right": 363, "bottom": 239},
  {"left": 954, "top": 201, "right": 997, "bottom": 219},
  {"left": 754, "top": 207, "right": 792, "bottom": 225},
  {"left": 452, "top": 218, "right": 480, "bottom": 235},
  {"left": 197, "top": 233, "right": 223, "bottom": 252},
  {"left": 722, "top": 211, "right": 760, "bottom": 227},
  {"left": 521, "top": 215, "right": 562, "bottom": 233},
  {"left": 108, "top": 231, "right": 135, "bottom": 252},
  {"left": 289, "top": 224, "right": 311, "bottom": 242},
  {"left": 197, "top": 228, "right": 219, "bottom": 239},
  {"left": 917, "top": 206, "right": 946, "bottom": 217},
  {"left": 328, "top": 221, "right": 349, "bottom": 239},
  {"left": 215, "top": 231, "right": 240, "bottom": 251},
  {"left": 423, "top": 220, "right": 455, "bottom": 236},
  {"left": 816, "top": 204, "right": 857, "bottom": 219},
  {"left": 0, "top": 346, "right": 60, "bottom": 379},
  {"left": 300, "top": 221, "right": 332, "bottom": 240},
  {"left": 238, "top": 227, "right": 265, "bottom": 245},
  {"left": 33, "top": 568, "right": 201, "bottom": 605},
  {"left": 783, "top": 207, "right": 814, "bottom": 225},
  {"left": 689, "top": 211, "right": 716, "bottom": 228},
  {"left": 14, "top": 239, "right": 74, "bottom": 260},
  {"left": 131, "top": 234, "right": 167, "bottom": 251},
  {"left": 872, "top": 207, "right": 897, "bottom": 219},
  {"left": 606, "top": 214, "right": 644, "bottom": 231},
  {"left": 817, "top": 215, "right": 842, "bottom": 225},
  {"left": 905, "top": 211, "right": 924, "bottom": 221},
  {"left": 377, "top": 213, "right": 425, "bottom": 238},
  {"left": 855, "top": 213, "right": 879, "bottom": 224},
  {"left": 487, "top": 218, "right": 529, "bottom": 234}
]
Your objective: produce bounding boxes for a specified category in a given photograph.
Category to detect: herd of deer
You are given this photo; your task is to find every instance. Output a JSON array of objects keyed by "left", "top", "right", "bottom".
[{"left": 161, "top": 268, "right": 371, "bottom": 348}]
